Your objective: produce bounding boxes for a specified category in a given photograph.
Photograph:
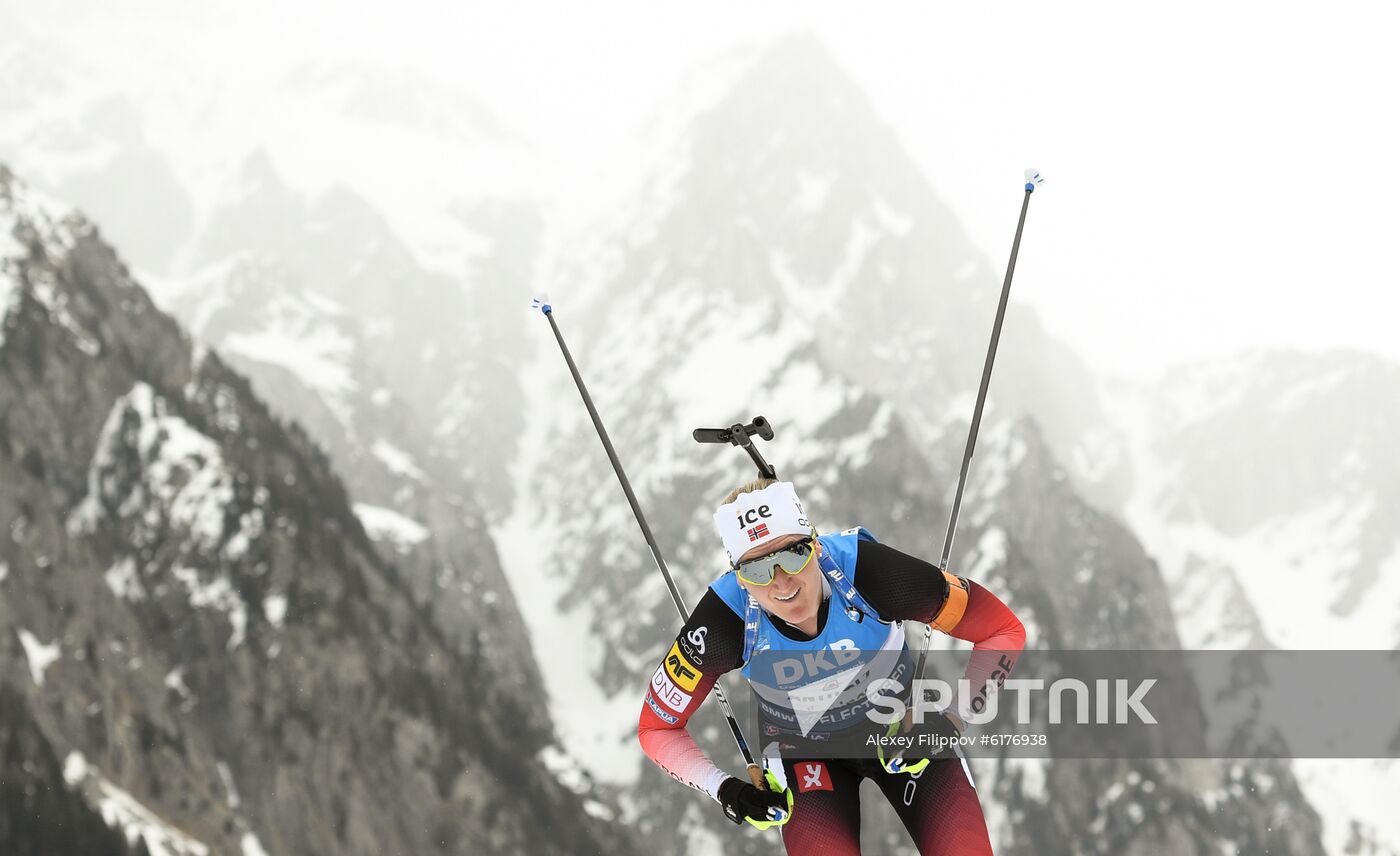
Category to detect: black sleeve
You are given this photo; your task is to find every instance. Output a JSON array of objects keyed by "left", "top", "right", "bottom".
[
  {"left": 673, "top": 587, "right": 747, "bottom": 675},
  {"left": 851, "top": 540, "right": 949, "bottom": 623}
]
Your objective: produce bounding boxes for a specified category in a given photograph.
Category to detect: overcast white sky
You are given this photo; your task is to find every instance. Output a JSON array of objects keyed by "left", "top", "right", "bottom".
[{"left": 12, "top": 0, "right": 1400, "bottom": 376}]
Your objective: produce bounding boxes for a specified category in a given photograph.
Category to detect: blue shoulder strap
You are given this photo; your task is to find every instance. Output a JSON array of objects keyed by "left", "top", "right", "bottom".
[
  {"left": 741, "top": 589, "right": 762, "bottom": 665},
  {"left": 818, "top": 545, "right": 883, "bottom": 625}
]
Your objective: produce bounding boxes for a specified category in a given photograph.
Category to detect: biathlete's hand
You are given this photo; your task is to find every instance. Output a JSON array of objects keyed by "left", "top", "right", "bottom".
[
  {"left": 718, "top": 772, "right": 793, "bottom": 829},
  {"left": 879, "top": 711, "right": 964, "bottom": 775}
]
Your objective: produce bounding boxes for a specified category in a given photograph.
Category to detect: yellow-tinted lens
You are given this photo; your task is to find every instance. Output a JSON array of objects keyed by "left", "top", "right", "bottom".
[{"left": 736, "top": 541, "right": 814, "bottom": 586}]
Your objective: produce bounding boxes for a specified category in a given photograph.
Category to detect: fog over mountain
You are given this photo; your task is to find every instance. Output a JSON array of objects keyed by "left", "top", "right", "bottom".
[
  {"left": 1, "top": 21, "right": 1394, "bottom": 856},
  {"left": 1105, "top": 348, "right": 1400, "bottom": 853},
  {"left": 502, "top": 36, "right": 1331, "bottom": 855}
]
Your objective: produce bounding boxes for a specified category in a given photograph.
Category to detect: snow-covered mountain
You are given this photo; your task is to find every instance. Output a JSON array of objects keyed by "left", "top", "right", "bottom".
[
  {"left": 4, "top": 16, "right": 1386, "bottom": 852},
  {"left": 1117, "top": 349, "right": 1400, "bottom": 649},
  {"left": 2, "top": 41, "right": 547, "bottom": 712},
  {"left": 505, "top": 34, "right": 1324, "bottom": 855},
  {"left": 0, "top": 36, "right": 195, "bottom": 275},
  {"left": 0, "top": 162, "right": 640, "bottom": 854},
  {"left": 157, "top": 150, "right": 545, "bottom": 730},
  {"left": 1102, "top": 348, "right": 1400, "bottom": 855},
  {"left": 556, "top": 34, "right": 1105, "bottom": 468},
  {"left": 0, "top": 25, "right": 537, "bottom": 277},
  {"left": 0, "top": 30, "right": 541, "bottom": 508},
  {"left": 174, "top": 148, "right": 535, "bottom": 507}
]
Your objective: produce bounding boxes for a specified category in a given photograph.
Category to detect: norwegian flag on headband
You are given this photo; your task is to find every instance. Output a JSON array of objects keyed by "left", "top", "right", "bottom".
[{"left": 713, "top": 481, "right": 809, "bottom": 563}]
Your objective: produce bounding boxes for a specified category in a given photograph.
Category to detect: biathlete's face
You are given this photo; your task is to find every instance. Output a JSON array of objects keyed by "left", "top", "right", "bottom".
[{"left": 736, "top": 534, "right": 823, "bottom": 629}]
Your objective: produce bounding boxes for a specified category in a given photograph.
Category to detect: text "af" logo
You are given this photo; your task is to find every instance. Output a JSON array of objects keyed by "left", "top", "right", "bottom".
[
  {"left": 665, "top": 642, "right": 700, "bottom": 691},
  {"left": 735, "top": 505, "right": 772, "bottom": 529}
]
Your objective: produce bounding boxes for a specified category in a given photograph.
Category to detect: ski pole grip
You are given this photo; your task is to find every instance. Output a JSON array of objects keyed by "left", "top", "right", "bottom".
[{"left": 747, "top": 763, "right": 767, "bottom": 788}]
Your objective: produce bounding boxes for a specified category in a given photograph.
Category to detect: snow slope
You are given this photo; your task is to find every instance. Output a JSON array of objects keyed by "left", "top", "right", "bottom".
[{"left": 1107, "top": 352, "right": 1400, "bottom": 855}]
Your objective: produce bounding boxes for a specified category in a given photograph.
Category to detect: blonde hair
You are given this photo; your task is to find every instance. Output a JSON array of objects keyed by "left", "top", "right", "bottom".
[{"left": 721, "top": 477, "right": 777, "bottom": 506}]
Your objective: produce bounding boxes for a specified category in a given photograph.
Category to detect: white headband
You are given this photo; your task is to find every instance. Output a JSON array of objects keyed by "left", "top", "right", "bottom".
[{"left": 713, "top": 481, "right": 812, "bottom": 564}]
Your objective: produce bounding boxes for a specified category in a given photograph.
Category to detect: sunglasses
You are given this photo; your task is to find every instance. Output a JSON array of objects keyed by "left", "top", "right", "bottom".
[{"left": 733, "top": 536, "right": 817, "bottom": 587}]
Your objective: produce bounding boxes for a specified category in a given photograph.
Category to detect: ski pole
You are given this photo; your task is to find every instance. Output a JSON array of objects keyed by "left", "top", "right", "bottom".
[
  {"left": 531, "top": 297, "right": 767, "bottom": 789},
  {"left": 912, "top": 169, "right": 1043, "bottom": 686}
]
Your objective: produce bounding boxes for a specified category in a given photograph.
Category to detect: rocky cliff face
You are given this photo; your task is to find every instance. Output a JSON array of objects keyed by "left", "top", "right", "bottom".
[
  {"left": 1, "top": 42, "right": 547, "bottom": 734},
  {"left": 164, "top": 157, "right": 545, "bottom": 732},
  {"left": 0, "top": 684, "right": 143, "bottom": 856},
  {"left": 0, "top": 164, "right": 637, "bottom": 855}
]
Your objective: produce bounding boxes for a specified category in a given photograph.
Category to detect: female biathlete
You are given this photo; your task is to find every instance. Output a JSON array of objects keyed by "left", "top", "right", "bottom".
[{"left": 638, "top": 479, "right": 1026, "bottom": 855}]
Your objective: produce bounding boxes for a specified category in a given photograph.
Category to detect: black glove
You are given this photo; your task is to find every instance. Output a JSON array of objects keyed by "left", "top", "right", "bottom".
[
  {"left": 717, "top": 774, "right": 792, "bottom": 828},
  {"left": 921, "top": 710, "right": 965, "bottom": 754}
]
